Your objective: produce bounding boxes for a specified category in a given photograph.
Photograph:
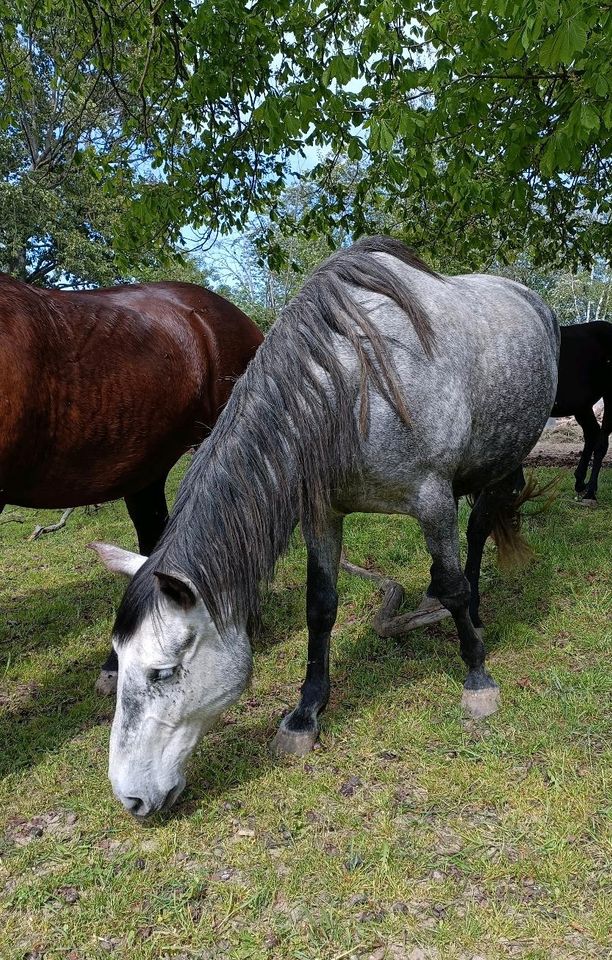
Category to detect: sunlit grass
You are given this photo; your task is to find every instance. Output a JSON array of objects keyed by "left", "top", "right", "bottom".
[{"left": 0, "top": 463, "right": 610, "bottom": 959}]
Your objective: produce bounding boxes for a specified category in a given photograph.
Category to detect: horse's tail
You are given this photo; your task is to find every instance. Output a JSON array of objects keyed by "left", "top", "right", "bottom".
[{"left": 490, "top": 472, "right": 558, "bottom": 569}]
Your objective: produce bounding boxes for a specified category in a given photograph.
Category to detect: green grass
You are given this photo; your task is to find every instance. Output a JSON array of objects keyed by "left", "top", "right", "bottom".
[{"left": 0, "top": 463, "right": 610, "bottom": 960}]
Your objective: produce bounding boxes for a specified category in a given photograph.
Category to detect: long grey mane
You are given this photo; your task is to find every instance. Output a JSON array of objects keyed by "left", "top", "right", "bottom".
[{"left": 114, "top": 236, "right": 441, "bottom": 638}]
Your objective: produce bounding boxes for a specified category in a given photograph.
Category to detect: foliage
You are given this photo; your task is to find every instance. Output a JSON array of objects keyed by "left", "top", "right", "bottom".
[
  {"left": 498, "top": 253, "right": 612, "bottom": 325},
  {"left": 8, "top": 0, "right": 610, "bottom": 270},
  {"left": 0, "top": 3, "right": 206, "bottom": 286},
  {"left": 0, "top": 462, "right": 610, "bottom": 958},
  {"left": 209, "top": 177, "right": 611, "bottom": 328},
  {"left": 211, "top": 181, "right": 345, "bottom": 330}
]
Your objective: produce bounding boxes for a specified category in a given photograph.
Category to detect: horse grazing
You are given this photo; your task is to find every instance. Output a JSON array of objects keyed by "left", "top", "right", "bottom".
[
  {"left": 552, "top": 321, "right": 612, "bottom": 504},
  {"left": 0, "top": 275, "right": 263, "bottom": 690},
  {"left": 93, "top": 236, "right": 559, "bottom": 817}
]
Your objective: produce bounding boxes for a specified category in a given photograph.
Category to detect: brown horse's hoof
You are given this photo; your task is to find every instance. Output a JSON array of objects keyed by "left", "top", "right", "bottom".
[
  {"left": 269, "top": 722, "right": 318, "bottom": 758},
  {"left": 95, "top": 670, "right": 118, "bottom": 696},
  {"left": 461, "top": 685, "right": 500, "bottom": 719},
  {"left": 573, "top": 497, "right": 598, "bottom": 508}
]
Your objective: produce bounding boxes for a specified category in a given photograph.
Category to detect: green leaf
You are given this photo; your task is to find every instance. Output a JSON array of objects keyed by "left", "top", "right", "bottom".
[
  {"left": 539, "top": 19, "right": 588, "bottom": 68},
  {"left": 580, "top": 103, "right": 600, "bottom": 133},
  {"left": 347, "top": 138, "right": 363, "bottom": 161}
]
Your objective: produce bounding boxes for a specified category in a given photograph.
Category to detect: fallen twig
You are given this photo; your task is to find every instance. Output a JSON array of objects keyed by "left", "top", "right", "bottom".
[{"left": 29, "top": 508, "right": 75, "bottom": 541}]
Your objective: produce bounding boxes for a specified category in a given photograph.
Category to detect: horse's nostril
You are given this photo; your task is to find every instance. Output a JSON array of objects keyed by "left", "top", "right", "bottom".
[
  {"left": 124, "top": 796, "right": 145, "bottom": 815},
  {"left": 162, "top": 785, "right": 181, "bottom": 811}
]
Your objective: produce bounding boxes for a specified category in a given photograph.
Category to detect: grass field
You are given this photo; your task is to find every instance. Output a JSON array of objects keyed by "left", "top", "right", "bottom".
[{"left": 0, "top": 462, "right": 610, "bottom": 960}]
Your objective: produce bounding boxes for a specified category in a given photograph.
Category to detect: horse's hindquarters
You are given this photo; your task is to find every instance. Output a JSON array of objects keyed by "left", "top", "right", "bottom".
[{"left": 341, "top": 271, "right": 559, "bottom": 512}]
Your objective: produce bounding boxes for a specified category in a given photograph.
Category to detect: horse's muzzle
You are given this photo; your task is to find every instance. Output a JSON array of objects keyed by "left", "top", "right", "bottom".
[{"left": 114, "top": 778, "right": 186, "bottom": 818}]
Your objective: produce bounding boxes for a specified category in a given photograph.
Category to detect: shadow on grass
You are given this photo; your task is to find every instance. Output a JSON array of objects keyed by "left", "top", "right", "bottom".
[
  {"left": 0, "top": 575, "right": 122, "bottom": 779},
  {"left": 1, "top": 574, "right": 122, "bottom": 654},
  {"left": 0, "top": 651, "right": 114, "bottom": 780},
  {"left": 0, "top": 540, "right": 557, "bottom": 790}
]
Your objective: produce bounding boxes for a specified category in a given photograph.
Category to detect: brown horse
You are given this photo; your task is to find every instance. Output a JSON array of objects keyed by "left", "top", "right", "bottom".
[{"left": 0, "top": 275, "right": 263, "bottom": 690}]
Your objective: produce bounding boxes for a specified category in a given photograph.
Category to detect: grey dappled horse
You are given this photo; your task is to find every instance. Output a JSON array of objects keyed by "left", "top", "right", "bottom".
[{"left": 93, "top": 237, "right": 559, "bottom": 817}]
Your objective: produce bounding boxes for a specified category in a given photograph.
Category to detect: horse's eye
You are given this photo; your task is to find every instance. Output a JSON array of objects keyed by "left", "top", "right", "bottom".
[{"left": 150, "top": 666, "right": 176, "bottom": 682}]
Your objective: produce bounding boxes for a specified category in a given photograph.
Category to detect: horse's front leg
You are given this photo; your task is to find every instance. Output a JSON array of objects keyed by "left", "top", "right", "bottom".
[
  {"left": 270, "top": 513, "right": 343, "bottom": 757},
  {"left": 417, "top": 479, "right": 500, "bottom": 720}
]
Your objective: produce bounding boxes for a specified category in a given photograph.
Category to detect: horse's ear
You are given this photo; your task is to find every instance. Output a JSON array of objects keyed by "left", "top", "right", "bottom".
[
  {"left": 154, "top": 570, "right": 197, "bottom": 611},
  {"left": 88, "top": 542, "right": 147, "bottom": 577}
]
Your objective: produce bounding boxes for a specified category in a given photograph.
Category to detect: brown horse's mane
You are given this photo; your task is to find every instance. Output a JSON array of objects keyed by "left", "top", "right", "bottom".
[{"left": 114, "top": 236, "right": 441, "bottom": 641}]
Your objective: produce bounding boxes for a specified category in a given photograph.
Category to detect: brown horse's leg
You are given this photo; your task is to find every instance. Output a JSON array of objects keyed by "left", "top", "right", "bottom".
[
  {"left": 124, "top": 475, "right": 169, "bottom": 555},
  {"left": 95, "top": 477, "right": 169, "bottom": 696}
]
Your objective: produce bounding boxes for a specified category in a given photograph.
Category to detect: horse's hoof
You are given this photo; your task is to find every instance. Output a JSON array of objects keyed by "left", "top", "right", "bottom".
[
  {"left": 573, "top": 497, "right": 597, "bottom": 508},
  {"left": 461, "top": 685, "right": 500, "bottom": 719},
  {"left": 95, "top": 670, "right": 118, "bottom": 696},
  {"left": 269, "top": 721, "right": 318, "bottom": 758}
]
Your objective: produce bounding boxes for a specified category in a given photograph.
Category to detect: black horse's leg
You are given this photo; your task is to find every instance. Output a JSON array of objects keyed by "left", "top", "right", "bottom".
[
  {"left": 573, "top": 407, "right": 600, "bottom": 495},
  {"left": 418, "top": 481, "right": 499, "bottom": 719},
  {"left": 95, "top": 477, "right": 169, "bottom": 696},
  {"left": 270, "top": 513, "right": 343, "bottom": 757},
  {"left": 583, "top": 397, "right": 610, "bottom": 502}
]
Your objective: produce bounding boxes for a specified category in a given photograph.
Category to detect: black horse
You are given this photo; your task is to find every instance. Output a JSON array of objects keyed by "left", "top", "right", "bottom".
[{"left": 552, "top": 321, "right": 612, "bottom": 503}]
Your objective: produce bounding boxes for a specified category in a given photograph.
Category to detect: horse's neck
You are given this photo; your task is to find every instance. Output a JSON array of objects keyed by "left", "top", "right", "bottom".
[{"left": 164, "top": 393, "right": 305, "bottom": 627}]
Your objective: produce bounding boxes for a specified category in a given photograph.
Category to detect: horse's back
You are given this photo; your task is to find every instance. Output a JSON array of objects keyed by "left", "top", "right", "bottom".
[
  {"left": 553, "top": 320, "right": 612, "bottom": 415},
  {"left": 0, "top": 277, "right": 262, "bottom": 507}
]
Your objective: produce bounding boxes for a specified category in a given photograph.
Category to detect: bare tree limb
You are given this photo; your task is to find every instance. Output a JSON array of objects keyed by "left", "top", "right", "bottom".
[{"left": 28, "top": 508, "right": 75, "bottom": 541}]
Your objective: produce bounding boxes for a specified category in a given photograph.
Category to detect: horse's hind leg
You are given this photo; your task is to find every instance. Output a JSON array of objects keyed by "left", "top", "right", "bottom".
[
  {"left": 418, "top": 480, "right": 500, "bottom": 719},
  {"left": 270, "top": 513, "right": 343, "bottom": 757},
  {"left": 464, "top": 470, "right": 523, "bottom": 631},
  {"left": 95, "top": 476, "right": 169, "bottom": 696},
  {"left": 583, "top": 397, "right": 610, "bottom": 502},
  {"left": 573, "top": 407, "right": 600, "bottom": 496},
  {"left": 464, "top": 493, "right": 491, "bottom": 633}
]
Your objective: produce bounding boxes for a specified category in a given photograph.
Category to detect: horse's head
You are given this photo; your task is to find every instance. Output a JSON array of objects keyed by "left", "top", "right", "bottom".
[{"left": 90, "top": 543, "right": 252, "bottom": 817}]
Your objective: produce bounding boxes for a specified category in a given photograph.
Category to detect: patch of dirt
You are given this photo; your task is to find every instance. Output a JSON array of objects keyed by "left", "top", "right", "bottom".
[
  {"left": 526, "top": 415, "right": 611, "bottom": 469},
  {"left": 339, "top": 775, "right": 363, "bottom": 797},
  {"left": 97, "top": 837, "right": 131, "bottom": 858},
  {"left": 368, "top": 946, "right": 439, "bottom": 960},
  {"left": 56, "top": 885, "right": 80, "bottom": 905},
  {"left": 5, "top": 809, "right": 78, "bottom": 846}
]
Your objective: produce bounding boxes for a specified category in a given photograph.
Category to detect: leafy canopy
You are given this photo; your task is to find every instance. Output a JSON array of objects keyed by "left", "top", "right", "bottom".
[
  {"left": 0, "top": 2, "right": 207, "bottom": 285},
  {"left": 2, "top": 0, "right": 610, "bottom": 270}
]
